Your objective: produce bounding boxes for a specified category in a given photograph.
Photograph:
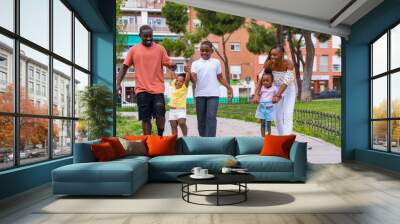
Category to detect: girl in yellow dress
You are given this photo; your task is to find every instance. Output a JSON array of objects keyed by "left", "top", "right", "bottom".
[{"left": 168, "top": 67, "right": 190, "bottom": 136}]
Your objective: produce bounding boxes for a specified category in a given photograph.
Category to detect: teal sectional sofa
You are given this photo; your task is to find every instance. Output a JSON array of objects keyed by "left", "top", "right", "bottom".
[{"left": 52, "top": 136, "right": 307, "bottom": 196}]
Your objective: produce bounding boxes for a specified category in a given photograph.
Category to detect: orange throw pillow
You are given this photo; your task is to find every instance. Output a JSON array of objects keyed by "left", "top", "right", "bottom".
[
  {"left": 101, "top": 137, "right": 126, "bottom": 158},
  {"left": 91, "top": 142, "right": 117, "bottom": 162},
  {"left": 124, "top": 135, "right": 148, "bottom": 142},
  {"left": 260, "top": 135, "right": 296, "bottom": 159},
  {"left": 146, "top": 135, "right": 177, "bottom": 157}
]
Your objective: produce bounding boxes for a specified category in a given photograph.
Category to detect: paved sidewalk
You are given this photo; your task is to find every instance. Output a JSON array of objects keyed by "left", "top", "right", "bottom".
[{"left": 119, "top": 112, "right": 341, "bottom": 164}]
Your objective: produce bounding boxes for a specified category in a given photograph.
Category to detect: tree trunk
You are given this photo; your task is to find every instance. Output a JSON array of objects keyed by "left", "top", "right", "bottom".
[
  {"left": 276, "top": 25, "right": 284, "bottom": 47},
  {"left": 287, "top": 31, "right": 303, "bottom": 100},
  {"left": 300, "top": 30, "right": 315, "bottom": 102},
  {"left": 221, "top": 35, "right": 230, "bottom": 83}
]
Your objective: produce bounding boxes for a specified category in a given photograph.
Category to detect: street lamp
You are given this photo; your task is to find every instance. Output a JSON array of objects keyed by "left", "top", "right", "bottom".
[{"left": 245, "top": 76, "right": 251, "bottom": 103}]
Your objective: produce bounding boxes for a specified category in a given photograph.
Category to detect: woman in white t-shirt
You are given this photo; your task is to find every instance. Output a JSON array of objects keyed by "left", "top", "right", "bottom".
[{"left": 190, "top": 40, "right": 233, "bottom": 137}]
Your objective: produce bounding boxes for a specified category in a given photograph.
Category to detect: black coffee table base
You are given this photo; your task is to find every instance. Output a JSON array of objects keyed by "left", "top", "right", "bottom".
[{"left": 181, "top": 183, "right": 249, "bottom": 206}]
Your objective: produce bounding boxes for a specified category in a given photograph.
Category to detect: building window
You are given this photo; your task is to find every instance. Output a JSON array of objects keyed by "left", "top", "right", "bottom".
[
  {"left": 370, "top": 23, "right": 400, "bottom": 153},
  {"left": 319, "top": 55, "right": 329, "bottom": 72},
  {"left": 332, "top": 55, "right": 341, "bottom": 72},
  {"left": 212, "top": 42, "right": 219, "bottom": 50},
  {"left": 0, "top": 0, "right": 91, "bottom": 170},
  {"left": 36, "top": 83, "right": 40, "bottom": 95},
  {"left": 230, "top": 43, "right": 240, "bottom": 52},
  {"left": 28, "top": 67, "right": 34, "bottom": 80},
  {"left": 42, "top": 85, "right": 46, "bottom": 97},
  {"left": 0, "top": 54, "right": 7, "bottom": 87},
  {"left": 332, "top": 36, "right": 341, "bottom": 48},
  {"left": 230, "top": 65, "right": 241, "bottom": 80},
  {"left": 0, "top": 71, "right": 6, "bottom": 86},
  {"left": 128, "top": 67, "right": 135, "bottom": 73},
  {"left": 319, "top": 40, "right": 329, "bottom": 48}
]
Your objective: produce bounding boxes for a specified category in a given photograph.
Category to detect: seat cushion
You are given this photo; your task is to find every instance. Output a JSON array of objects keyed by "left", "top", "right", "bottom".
[
  {"left": 235, "top": 136, "right": 264, "bottom": 155},
  {"left": 236, "top": 155, "right": 293, "bottom": 172},
  {"left": 149, "top": 154, "right": 235, "bottom": 172},
  {"left": 52, "top": 159, "right": 147, "bottom": 183},
  {"left": 178, "top": 137, "right": 236, "bottom": 155}
]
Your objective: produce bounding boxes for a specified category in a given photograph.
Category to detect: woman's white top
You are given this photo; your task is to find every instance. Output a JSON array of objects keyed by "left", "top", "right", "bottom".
[{"left": 272, "top": 71, "right": 294, "bottom": 86}]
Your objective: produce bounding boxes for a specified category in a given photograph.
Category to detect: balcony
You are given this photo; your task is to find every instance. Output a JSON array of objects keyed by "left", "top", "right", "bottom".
[
  {"left": 122, "top": 23, "right": 172, "bottom": 34},
  {"left": 121, "top": 0, "right": 164, "bottom": 11}
]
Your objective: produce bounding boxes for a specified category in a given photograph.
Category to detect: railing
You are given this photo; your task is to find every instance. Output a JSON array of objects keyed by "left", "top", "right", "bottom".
[
  {"left": 293, "top": 109, "right": 341, "bottom": 143},
  {"left": 122, "top": 24, "right": 171, "bottom": 33},
  {"left": 122, "top": 0, "right": 164, "bottom": 9}
]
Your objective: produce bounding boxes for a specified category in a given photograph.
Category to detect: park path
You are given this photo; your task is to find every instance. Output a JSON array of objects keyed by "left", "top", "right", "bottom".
[{"left": 119, "top": 112, "right": 341, "bottom": 164}]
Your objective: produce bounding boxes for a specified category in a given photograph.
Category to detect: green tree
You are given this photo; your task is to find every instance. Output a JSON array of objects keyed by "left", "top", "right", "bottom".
[
  {"left": 161, "top": 2, "right": 188, "bottom": 34},
  {"left": 160, "top": 2, "right": 205, "bottom": 61},
  {"left": 287, "top": 30, "right": 331, "bottom": 101},
  {"left": 246, "top": 22, "right": 276, "bottom": 55},
  {"left": 246, "top": 23, "right": 331, "bottom": 102},
  {"left": 195, "top": 8, "right": 245, "bottom": 82},
  {"left": 116, "top": 0, "right": 128, "bottom": 59}
]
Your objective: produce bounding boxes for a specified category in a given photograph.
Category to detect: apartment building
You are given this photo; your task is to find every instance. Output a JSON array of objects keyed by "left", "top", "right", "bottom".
[{"left": 118, "top": 0, "right": 342, "bottom": 102}]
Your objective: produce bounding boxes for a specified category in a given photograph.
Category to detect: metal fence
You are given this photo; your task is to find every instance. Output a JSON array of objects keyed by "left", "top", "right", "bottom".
[{"left": 293, "top": 109, "right": 341, "bottom": 140}]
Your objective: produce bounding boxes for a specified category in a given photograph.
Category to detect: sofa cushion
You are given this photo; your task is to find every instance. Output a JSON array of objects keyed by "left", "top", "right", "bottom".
[
  {"left": 236, "top": 155, "right": 293, "bottom": 172},
  {"left": 101, "top": 137, "right": 127, "bottom": 158},
  {"left": 260, "top": 135, "right": 296, "bottom": 159},
  {"left": 73, "top": 139, "right": 100, "bottom": 163},
  {"left": 91, "top": 142, "right": 118, "bottom": 162},
  {"left": 147, "top": 135, "right": 177, "bottom": 157},
  {"left": 235, "top": 136, "right": 264, "bottom": 155},
  {"left": 178, "top": 137, "right": 236, "bottom": 155},
  {"left": 119, "top": 138, "right": 147, "bottom": 156},
  {"left": 149, "top": 154, "right": 235, "bottom": 172},
  {"left": 52, "top": 159, "right": 147, "bottom": 183}
]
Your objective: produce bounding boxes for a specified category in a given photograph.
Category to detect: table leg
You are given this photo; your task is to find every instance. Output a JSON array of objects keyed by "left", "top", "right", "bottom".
[
  {"left": 217, "top": 184, "right": 219, "bottom": 206},
  {"left": 245, "top": 183, "right": 247, "bottom": 201},
  {"left": 195, "top": 184, "right": 198, "bottom": 192}
]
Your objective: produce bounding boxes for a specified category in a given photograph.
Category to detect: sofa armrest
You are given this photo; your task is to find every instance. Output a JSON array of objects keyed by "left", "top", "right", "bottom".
[
  {"left": 289, "top": 141, "right": 307, "bottom": 181},
  {"left": 73, "top": 140, "right": 100, "bottom": 163}
]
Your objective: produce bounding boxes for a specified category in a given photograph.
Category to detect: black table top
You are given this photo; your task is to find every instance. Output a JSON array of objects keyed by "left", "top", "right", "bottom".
[{"left": 177, "top": 172, "right": 255, "bottom": 185}]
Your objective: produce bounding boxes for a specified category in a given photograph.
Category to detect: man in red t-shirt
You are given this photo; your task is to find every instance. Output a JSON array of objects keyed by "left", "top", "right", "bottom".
[{"left": 117, "top": 25, "right": 176, "bottom": 136}]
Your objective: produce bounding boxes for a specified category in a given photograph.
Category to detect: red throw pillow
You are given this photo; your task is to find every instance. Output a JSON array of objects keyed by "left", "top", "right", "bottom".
[
  {"left": 101, "top": 137, "right": 126, "bottom": 158},
  {"left": 124, "top": 135, "right": 148, "bottom": 142},
  {"left": 91, "top": 142, "right": 117, "bottom": 162},
  {"left": 260, "top": 135, "right": 296, "bottom": 159},
  {"left": 146, "top": 135, "right": 177, "bottom": 157}
]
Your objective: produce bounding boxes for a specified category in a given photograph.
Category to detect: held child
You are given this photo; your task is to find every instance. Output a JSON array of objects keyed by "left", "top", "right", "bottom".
[
  {"left": 168, "top": 67, "right": 190, "bottom": 136},
  {"left": 255, "top": 69, "right": 278, "bottom": 136}
]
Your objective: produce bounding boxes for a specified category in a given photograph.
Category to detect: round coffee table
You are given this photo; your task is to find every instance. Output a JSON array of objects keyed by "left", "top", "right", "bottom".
[{"left": 177, "top": 173, "right": 255, "bottom": 206}]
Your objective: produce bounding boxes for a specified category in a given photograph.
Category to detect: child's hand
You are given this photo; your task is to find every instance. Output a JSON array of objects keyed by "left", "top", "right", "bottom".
[
  {"left": 184, "top": 64, "right": 190, "bottom": 73},
  {"left": 227, "top": 87, "right": 233, "bottom": 103},
  {"left": 252, "top": 96, "right": 260, "bottom": 104},
  {"left": 272, "top": 95, "right": 281, "bottom": 103}
]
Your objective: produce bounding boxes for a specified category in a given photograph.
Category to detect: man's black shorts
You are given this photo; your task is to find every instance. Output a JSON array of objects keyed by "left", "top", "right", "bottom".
[{"left": 136, "top": 92, "right": 166, "bottom": 121}]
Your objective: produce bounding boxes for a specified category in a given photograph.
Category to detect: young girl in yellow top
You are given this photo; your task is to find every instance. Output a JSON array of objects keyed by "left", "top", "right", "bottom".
[{"left": 168, "top": 67, "right": 190, "bottom": 136}]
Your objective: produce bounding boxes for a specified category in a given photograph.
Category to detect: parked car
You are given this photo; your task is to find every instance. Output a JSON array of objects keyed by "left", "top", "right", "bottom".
[{"left": 315, "top": 90, "right": 341, "bottom": 99}]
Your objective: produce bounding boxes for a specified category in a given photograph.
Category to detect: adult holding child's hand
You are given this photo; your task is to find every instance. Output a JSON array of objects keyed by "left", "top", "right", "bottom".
[
  {"left": 254, "top": 46, "right": 296, "bottom": 135},
  {"left": 116, "top": 25, "right": 175, "bottom": 136}
]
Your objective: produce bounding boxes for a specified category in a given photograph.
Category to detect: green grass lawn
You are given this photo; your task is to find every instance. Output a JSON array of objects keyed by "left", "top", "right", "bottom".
[
  {"left": 116, "top": 99, "right": 341, "bottom": 146},
  {"left": 187, "top": 98, "right": 341, "bottom": 121},
  {"left": 116, "top": 114, "right": 157, "bottom": 136}
]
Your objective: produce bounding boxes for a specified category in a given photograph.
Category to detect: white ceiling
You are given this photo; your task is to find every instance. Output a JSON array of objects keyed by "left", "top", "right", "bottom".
[{"left": 169, "top": 0, "right": 384, "bottom": 38}]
